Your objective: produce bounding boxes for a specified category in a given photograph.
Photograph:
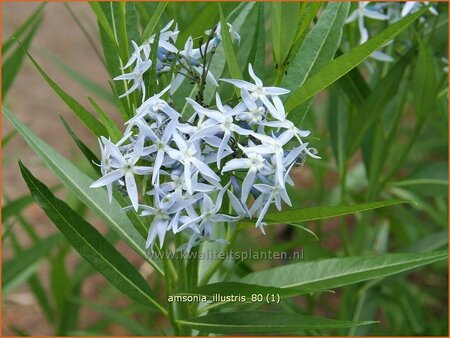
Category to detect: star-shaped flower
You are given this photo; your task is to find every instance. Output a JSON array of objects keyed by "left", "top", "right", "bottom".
[
  {"left": 221, "top": 64, "right": 290, "bottom": 121},
  {"left": 90, "top": 137, "right": 152, "bottom": 211}
]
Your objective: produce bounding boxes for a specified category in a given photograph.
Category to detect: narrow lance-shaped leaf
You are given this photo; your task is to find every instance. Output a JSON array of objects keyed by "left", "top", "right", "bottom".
[
  {"left": 2, "top": 3, "right": 46, "bottom": 53},
  {"left": 348, "top": 52, "right": 412, "bottom": 156},
  {"left": 293, "top": 2, "right": 323, "bottom": 49},
  {"left": 204, "top": 2, "right": 256, "bottom": 105},
  {"left": 89, "top": 2, "right": 117, "bottom": 49},
  {"left": 22, "top": 47, "right": 107, "bottom": 137},
  {"left": 219, "top": 3, "right": 243, "bottom": 83},
  {"left": 2, "top": 129, "right": 18, "bottom": 147},
  {"left": 3, "top": 107, "right": 160, "bottom": 273},
  {"left": 282, "top": 2, "right": 350, "bottom": 91},
  {"left": 249, "top": 3, "right": 266, "bottom": 78},
  {"left": 178, "top": 312, "right": 376, "bottom": 334},
  {"left": 88, "top": 97, "right": 123, "bottom": 143},
  {"left": 95, "top": 2, "right": 137, "bottom": 118},
  {"left": 140, "top": 2, "right": 167, "bottom": 44},
  {"left": 180, "top": 281, "right": 303, "bottom": 299},
  {"left": 240, "top": 250, "right": 448, "bottom": 293},
  {"left": 2, "top": 18, "right": 42, "bottom": 97},
  {"left": 271, "top": 2, "right": 300, "bottom": 67},
  {"left": 19, "top": 161, "right": 167, "bottom": 315},
  {"left": 238, "top": 199, "right": 409, "bottom": 228},
  {"left": 176, "top": 3, "right": 220, "bottom": 45},
  {"left": 59, "top": 115, "right": 101, "bottom": 175},
  {"left": 284, "top": 5, "right": 429, "bottom": 112},
  {"left": 412, "top": 35, "right": 437, "bottom": 123},
  {"left": 39, "top": 48, "right": 114, "bottom": 103}
]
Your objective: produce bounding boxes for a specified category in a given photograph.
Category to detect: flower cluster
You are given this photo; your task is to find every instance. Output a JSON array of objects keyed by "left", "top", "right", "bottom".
[
  {"left": 91, "top": 22, "right": 318, "bottom": 252},
  {"left": 113, "top": 20, "right": 240, "bottom": 103}
]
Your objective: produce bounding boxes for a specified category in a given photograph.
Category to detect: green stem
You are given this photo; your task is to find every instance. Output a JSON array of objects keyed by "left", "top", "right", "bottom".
[
  {"left": 348, "top": 291, "right": 367, "bottom": 336},
  {"left": 162, "top": 247, "right": 179, "bottom": 335},
  {"left": 198, "top": 227, "right": 239, "bottom": 286},
  {"left": 175, "top": 234, "right": 190, "bottom": 335}
]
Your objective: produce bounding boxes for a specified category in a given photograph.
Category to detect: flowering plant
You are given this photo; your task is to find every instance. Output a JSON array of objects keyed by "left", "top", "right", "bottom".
[{"left": 3, "top": 2, "right": 448, "bottom": 336}]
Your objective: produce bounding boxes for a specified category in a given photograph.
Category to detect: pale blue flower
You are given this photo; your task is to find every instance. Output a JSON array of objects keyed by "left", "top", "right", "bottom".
[
  {"left": 166, "top": 131, "right": 221, "bottom": 194},
  {"left": 187, "top": 95, "right": 252, "bottom": 168},
  {"left": 221, "top": 64, "right": 290, "bottom": 121},
  {"left": 346, "top": 2, "right": 389, "bottom": 44},
  {"left": 114, "top": 55, "right": 151, "bottom": 102},
  {"left": 401, "top": 1, "right": 438, "bottom": 17},
  {"left": 90, "top": 137, "right": 152, "bottom": 211}
]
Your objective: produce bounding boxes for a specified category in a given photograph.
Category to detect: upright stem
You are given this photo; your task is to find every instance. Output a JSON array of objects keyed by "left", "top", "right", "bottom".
[
  {"left": 198, "top": 227, "right": 239, "bottom": 286},
  {"left": 162, "top": 247, "right": 180, "bottom": 335},
  {"left": 175, "top": 234, "right": 190, "bottom": 335}
]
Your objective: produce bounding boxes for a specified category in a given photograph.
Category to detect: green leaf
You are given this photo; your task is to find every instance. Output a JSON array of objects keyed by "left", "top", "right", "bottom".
[
  {"left": 271, "top": 2, "right": 300, "bottom": 66},
  {"left": 50, "top": 248, "right": 70, "bottom": 311},
  {"left": 176, "top": 3, "right": 220, "bottom": 45},
  {"left": 2, "top": 129, "right": 18, "bottom": 147},
  {"left": 239, "top": 200, "right": 409, "bottom": 227},
  {"left": 335, "top": 49, "right": 371, "bottom": 105},
  {"left": 147, "top": 26, "right": 161, "bottom": 97},
  {"left": 178, "top": 282, "right": 330, "bottom": 313},
  {"left": 348, "top": 53, "right": 411, "bottom": 156},
  {"left": 59, "top": 115, "right": 101, "bottom": 175},
  {"left": 327, "top": 90, "right": 348, "bottom": 175},
  {"left": 2, "top": 194, "right": 35, "bottom": 222},
  {"left": 204, "top": 2, "right": 256, "bottom": 105},
  {"left": 240, "top": 250, "right": 448, "bottom": 293},
  {"left": 2, "top": 18, "right": 42, "bottom": 97},
  {"left": 63, "top": 3, "right": 105, "bottom": 66},
  {"left": 284, "top": 6, "right": 429, "bottom": 112},
  {"left": 282, "top": 2, "right": 350, "bottom": 91},
  {"left": 249, "top": 3, "right": 266, "bottom": 78},
  {"left": 23, "top": 49, "right": 106, "bottom": 137},
  {"left": 412, "top": 35, "right": 437, "bottom": 123},
  {"left": 96, "top": 2, "right": 139, "bottom": 118},
  {"left": 219, "top": 4, "right": 243, "bottom": 82},
  {"left": 89, "top": 2, "right": 117, "bottom": 48},
  {"left": 2, "top": 3, "right": 46, "bottom": 53},
  {"left": 140, "top": 2, "right": 167, "bottom": 44},
  {"left": 72, "top": 299, "right": 154, "bottom": 335},
  {"left": 19, "top": 161, "right": 166, "bottom": 315},
  {"left": 88, "top": 97, "right": 123, "bottom": 143},
  {"left": 28, "top": 274, "right": 55, "bottom": 322},
  {"left": 3, "top": 107, "right": 161, "bottom": 274},
  {"left": 293, "top": 2, "right": 323, "bottom": 48},
  {"left": 179, "top": 312, "right": 375, "bottom": 334},
  {"left": 39, "top": 48, "right": 114, "bottom": 103},
  {"left": 3, "top": 233, "right": 62, "bottom": 294}
]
